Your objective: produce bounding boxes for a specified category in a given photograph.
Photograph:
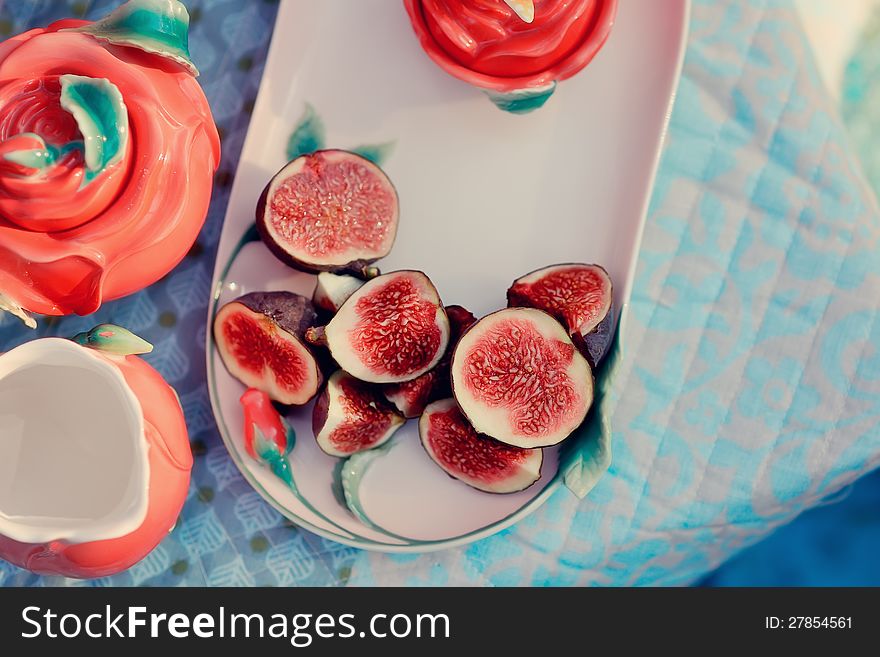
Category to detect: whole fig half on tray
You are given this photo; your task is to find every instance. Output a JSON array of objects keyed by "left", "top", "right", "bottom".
[
  {"left": 257, "top": 149, "right": 399, "bottom": 276},
  {"left": 451, "top": 307, "right": 594, "bottom": 448},
  {"left": 213, "top": 292, "right": 324, "bottom": 405},
  {"left": 313, "top": 370, "right": 405, "bottom": 457},
  {"left": 306, "top": 270, "right": 450, "bottom": 384},
  {"left": 507, "top": 263, "right": 615, "bottom": 368},
  {"left": 419, "top": 398, "right": 543, "bottom": 494}
]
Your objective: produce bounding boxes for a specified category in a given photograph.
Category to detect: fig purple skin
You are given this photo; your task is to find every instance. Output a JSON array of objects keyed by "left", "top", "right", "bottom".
[
  {"left": 256, "top": 149, "right": 399, "bottom": 276},
  {"left": 235, "top": 291, "right": 319, "bottom": 338},
  {"left": 507, "top": 263, "right": 615, "bottom": 368},
  {"left": 214, "top": 291, "right": 324, "bottom": 406}
]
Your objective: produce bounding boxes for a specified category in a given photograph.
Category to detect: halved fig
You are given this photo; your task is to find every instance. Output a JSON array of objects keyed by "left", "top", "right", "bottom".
[
  {"left": 383, "top": 304, "right": 477, "bottom": 417},
  {"left": 214, "top": 292, "right": 323, "bottom": 405},
  {"left": 256, "top": 149, "right": 399, "bottom": 274},
  {"left": 507, "top": 263, "right": 614, "bottom": 367},
  {"left": 312, "top": 370, "right": 405, "bottom": 457},
  {"left": 306, "top": 270, "right": 450, "bottom": 384},
  {"left": 451, "top": 307, "right": 593, "bottom": 448},
  {"left": 419, "top": 399, "right": 543, "bottom": 494},
  {"left": 312, "top": 269, "right": 377, "bottom": 315}
]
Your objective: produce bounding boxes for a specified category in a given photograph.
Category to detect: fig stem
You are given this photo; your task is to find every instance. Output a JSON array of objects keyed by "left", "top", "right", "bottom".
[
  {"left": 361, "top": 266, "right": 380, "bottom": 280},
  {"left": 305, "top": 326, "right": 328, "bottom": 346}
]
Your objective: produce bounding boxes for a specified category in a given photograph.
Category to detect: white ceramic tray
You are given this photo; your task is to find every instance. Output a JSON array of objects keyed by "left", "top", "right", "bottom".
[{"left": 207, "top": 0, "right": 689, "bottom": 551}]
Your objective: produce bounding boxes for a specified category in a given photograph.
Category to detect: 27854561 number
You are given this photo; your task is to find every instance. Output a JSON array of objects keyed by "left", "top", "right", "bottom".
[{"left": 765, "top": 617, "right": 852, "bottom": 629}]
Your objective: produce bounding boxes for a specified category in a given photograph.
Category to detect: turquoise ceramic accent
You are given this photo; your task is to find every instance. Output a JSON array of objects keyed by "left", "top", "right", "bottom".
[
  {"left": 351, "top": 142, "right": 396, "bottom": 166},
  {"left": 58, "top": 75, "right": 129, "bottom": 185},
  {"left": 561, "top": 402, "right": 612, "bottom": 498},
  {"left": 3, "top": 134, "right": 67, "bottom": 170},
  {"left": 4, "top": 73, "right": 128, "bottom": 187},
  {"left": 560, "top": 330, "right": 618, "bottom": 497},
  {"left": 63, "top": 0, "right": 198, "bottom": 76},
  {"left": 485, "top": 82, "right": 557, "bottom": 114},
  {"left": 286, "top": 103, "right": 325, "bottom": 161},
  {"left": 72, "top": 324, "right": 153, "bottom": 355},
  {"left": 253, "top": 425, "right": 296, "bottom": 488},
  {"left": 339, "top": 442, "right": 409, "bottom": 538}
]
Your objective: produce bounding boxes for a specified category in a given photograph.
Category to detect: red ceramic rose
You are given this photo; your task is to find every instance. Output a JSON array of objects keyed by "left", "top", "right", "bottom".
[{"left": 0, "top": 0, "right": 220, "bottom": 327}]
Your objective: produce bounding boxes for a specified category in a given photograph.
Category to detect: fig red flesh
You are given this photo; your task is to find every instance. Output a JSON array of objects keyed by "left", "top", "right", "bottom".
[
  {"left": 312, "top": 370, "right": 404, "bottom": 457},
  {"left": 383, "top": 368, "right": 442, "bottom": 418},
  {"left": 451, "top": 307, "right": 593, "bottom": 448},
  {"left": 257, "top": 149, "right": 399, "bottom": 274},
  {"left": 507, "top": 263, "right": 614, "bottom": 367},
  {"left": 214, "top": 292, "right": 323, "bottom": 405},
  {"left": 419, "top": 399, "right": 543, "bottom": 494},
  {"left": 313, "top": 270, "right": 450, "bottom": 384},
  {"left": 383, "top": 304, "right": 476, "bottom": 417}
]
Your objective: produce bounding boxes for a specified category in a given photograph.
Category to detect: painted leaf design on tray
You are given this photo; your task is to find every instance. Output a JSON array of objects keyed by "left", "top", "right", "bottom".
[
  {"left": 286, "top": 102, "right": 326, "bottom": 160},
  {"left": 351, "top": 141, "right": 396, "bottom": 166},
  {"left": 286, "top": 103, "right": 395, "bottom": 165}
]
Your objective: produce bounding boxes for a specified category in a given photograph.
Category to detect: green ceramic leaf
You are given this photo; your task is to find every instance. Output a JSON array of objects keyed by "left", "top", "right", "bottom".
[
  {"left": 330, "top": 459, "right": 349, "bottom": 508},
  {"left": 340, "top": 442, "right": 412, "bottom": 541},
  {"left": 63, "top": 0, "right": 198, "bottom": 76},
  {"left": 561, "top": 419, "right": 611, "bottom": 499},
  {"left": 286, "top": 103, "right": 326, "bottom": 160},
  {"left": 72, "top": 324, "right": 153, "bottom": 355},
  {"left": 351, "top": 141, "right": 396, "bottom": 166},
  {"left": 341, "top": 444, "right": 389, "bottom": 529},
  {"left": 59, "top": 75, "right": 129, "bottom": 185},
  {"left": 485, "top": 82, "right": 556, "bottom": 114},
  {"left": 559, "top": 320, "right": 621, "bottom": 498}
]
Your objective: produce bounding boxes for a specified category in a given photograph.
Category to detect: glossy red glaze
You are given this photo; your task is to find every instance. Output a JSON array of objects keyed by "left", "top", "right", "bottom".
[
  {"left": 0, "top": 18, "right": 220, "bottom": 318},
  {"left": 404, "top": 0, "right": 617, "bottom": 92}
]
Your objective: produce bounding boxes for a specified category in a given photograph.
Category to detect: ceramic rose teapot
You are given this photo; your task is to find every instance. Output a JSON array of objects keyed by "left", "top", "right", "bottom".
[
  {"left": 0, "top": 0, "right": 220, "bottom": 328},
  {"left": 0, "top": 325, "right": 191, "bottom": 578}
]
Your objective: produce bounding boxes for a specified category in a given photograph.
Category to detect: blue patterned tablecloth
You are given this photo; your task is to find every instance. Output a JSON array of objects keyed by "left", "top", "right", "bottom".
[{"left": 1, "top": 0, "right": 879, "bottom": 587}]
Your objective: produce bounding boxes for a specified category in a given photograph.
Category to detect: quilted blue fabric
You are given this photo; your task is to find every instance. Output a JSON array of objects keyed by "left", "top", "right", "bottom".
[{"left": 1, "top": 0, "right": 879, "bottom": 586}]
